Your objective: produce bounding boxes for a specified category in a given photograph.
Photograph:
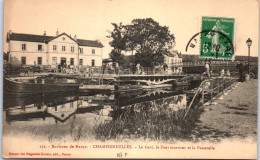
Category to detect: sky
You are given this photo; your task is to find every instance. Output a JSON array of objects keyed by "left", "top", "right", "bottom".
[{"left": 3, "top": 0, "right": 259, "bottom": 58}]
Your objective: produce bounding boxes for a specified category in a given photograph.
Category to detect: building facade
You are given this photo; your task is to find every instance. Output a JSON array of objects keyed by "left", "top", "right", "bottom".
[
  {"left": 6, "top": 30, "right": 104, "bottom": 68},
  {"left": 164, "top": 50, "right": 182, "bottom": 74}
]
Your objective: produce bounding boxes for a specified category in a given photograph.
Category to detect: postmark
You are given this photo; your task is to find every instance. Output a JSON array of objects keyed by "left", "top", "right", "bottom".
[{"left": 186, "top": 17, "right": 235, "bottom": 59}]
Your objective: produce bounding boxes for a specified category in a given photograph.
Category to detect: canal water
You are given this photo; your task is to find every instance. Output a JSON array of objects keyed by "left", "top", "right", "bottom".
[{"left": 3, "top": 83, "right": 203, "bottom": 142}]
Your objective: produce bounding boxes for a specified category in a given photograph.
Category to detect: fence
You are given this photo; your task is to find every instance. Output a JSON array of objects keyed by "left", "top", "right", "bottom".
[{"left": 183, "top": 77, "right": 237, "bottom": 119}]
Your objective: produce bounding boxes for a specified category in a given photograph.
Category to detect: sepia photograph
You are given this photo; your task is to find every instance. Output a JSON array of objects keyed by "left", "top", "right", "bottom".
[{"left": 2, "top": 0, "right": 259, "bottom": 159}]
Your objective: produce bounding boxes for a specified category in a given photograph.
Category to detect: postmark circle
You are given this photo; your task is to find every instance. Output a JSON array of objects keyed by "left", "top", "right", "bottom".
[{"left": 186, "top": 30, "right": 234, "bottom": 59}]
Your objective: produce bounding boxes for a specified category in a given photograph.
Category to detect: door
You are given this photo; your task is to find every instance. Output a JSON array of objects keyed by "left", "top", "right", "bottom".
[{"left": 61, "top": 57, "right": 66, "bottom": 66}]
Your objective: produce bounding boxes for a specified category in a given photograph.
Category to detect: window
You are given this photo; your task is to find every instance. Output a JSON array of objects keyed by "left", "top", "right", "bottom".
[
  {"left": 21, "top": 57, "right": 26, "bottom": 65},
  {"left": 71, "top": 46, "right": 74, "bottom": 53},
  {"left": 70, "top": 58, "right": 74, "bottom": 65},
  {"left": 79, "top": 48, "right": 83, "bottom": 54},
  {"left": 53, "top": 45, "right": 57, "bottom": 51},
  {"left": 38, "top": 57, "right": 42, "bottom": 65},
  {"left": 79, "top": 59, "right": 83, "bottom": 65},
  {"left": 92, "top": 49, "right": 95, "bottom": 54},
  {"left": 22, "top": 44, "right": 26, "bottom": 51},
  {"left": 38, "top": 44, "right": 43, "bottom": 51},
  {"left": 91, "top": 59, "right": 95, "bottom": 66},
  {"left": 52, "top": 57, "right": 57, "bottom": 65},
  {"left": 62, "top": 46, "right": 66, "bottom": 51}
]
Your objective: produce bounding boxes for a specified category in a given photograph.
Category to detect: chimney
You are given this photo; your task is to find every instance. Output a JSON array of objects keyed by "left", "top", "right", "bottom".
[
  {"left": 43, "top": 31, "right": 46, "bottom": 36},
  {"left": 74, "top": 35, "right": 77, "bottom": 40},
  {"left": 9, "top": 30, "right": 12, "bottom": 35},
  {"left": 56, "top": 28, "right": 59, "bottom": 36}
]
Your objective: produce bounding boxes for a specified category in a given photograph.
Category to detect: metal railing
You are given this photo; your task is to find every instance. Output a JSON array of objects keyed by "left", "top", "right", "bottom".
[{"left": 183, "top": 77, "right": 237, "bottom": 119}]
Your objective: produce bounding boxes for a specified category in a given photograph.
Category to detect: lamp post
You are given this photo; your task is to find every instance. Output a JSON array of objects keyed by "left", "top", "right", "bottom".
[{"left": 246, "top": 38, "right": 252, "bottom": 74}]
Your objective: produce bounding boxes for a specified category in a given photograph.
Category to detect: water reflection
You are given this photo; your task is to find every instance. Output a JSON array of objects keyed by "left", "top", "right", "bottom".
[{"left": 3, "top": 89, "right": 196, "bottom": 141}]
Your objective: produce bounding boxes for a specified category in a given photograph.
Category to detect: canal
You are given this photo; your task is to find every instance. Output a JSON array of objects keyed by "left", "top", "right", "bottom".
[{"left": 3, "top": 82, "right": 203, "bottom": 142}]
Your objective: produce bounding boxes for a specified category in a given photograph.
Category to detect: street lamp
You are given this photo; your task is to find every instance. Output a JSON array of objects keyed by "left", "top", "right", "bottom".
[{"left": 246, "top": 38, "right": 252, "bottom": 74}]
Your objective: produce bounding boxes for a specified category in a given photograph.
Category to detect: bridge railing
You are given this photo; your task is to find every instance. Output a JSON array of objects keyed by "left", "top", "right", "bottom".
[
  {"left": 77, "top": 62, "right": 257, "bottom": 77},
  {"left": 118, "top": 67, "right": 165, "bottom": 75},
  {"left": 5, "top": 60, "right": 257, "bottom": 77}
]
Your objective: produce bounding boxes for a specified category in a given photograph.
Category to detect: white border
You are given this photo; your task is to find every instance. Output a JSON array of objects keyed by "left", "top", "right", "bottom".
[{"left": 0, "top": 0, "right": 4, "bottom": 159}]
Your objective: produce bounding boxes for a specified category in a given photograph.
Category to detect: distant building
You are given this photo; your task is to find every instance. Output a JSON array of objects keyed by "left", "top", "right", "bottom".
[
  {"left": 6, "top": 30, "right": 104, "bottom": 68},
  {"left": 234, "top": 56, "right": 258, "bottom": 63},
  {"left": 164, "top": 50, "right": 182, "bottom": 73},
  {"left": 182, "top": 54, "right": 258, "bottom": 63},
  {"left": 102, "top": 58, "right": 118, "bottom": 68}
]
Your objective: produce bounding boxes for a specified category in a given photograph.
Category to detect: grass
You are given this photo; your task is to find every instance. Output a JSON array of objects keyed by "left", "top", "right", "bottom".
[
  {"left": 47, "top": 130, "right": 55, "bottom": 142},
  {"left": 95, "top": 99, "right": 204, "bottom": 142}
]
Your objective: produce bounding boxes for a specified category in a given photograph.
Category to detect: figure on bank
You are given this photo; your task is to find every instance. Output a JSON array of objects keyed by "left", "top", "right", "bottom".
[{"left": 236, "top": 62, "right": 245, "bottom": 82}]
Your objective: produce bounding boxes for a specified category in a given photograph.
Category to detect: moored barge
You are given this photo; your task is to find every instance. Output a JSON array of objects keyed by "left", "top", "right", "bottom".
[{"left": 4, "top": 74, "right": 80, "bottom": 96}]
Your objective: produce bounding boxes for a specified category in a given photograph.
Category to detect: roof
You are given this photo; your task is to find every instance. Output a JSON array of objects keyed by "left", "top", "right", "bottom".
[
  {"left": 7, "top": 33, "right": 53, "bottom": 43},
  {"left": 77, "top": 39, "right": 104, "bottom": 48},
  {"left": 182, "top": 54, "right": 201, "bottom": 62},
  {"left": 178, "top": 52, "right": 182, "bottom": 58},
  {"left": 164, "top": 50, "right": 182, "bottom": 58},
  {"left": 164, "top": 52, "right": 176, "bottom": 57},
  {"left": 102, "top": 58, "right": 114, "bottom": 62},
  {"left": 46, "top": 32, "right": 79, "bottom": 44},
  {"left": 7, "top": 32, "right": 104, "bottom": 48}
]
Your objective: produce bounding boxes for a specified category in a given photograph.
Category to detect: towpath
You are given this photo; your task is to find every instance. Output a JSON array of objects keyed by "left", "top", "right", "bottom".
[{"left": 191, "top": 79, "right": 258, "bottom": 142}]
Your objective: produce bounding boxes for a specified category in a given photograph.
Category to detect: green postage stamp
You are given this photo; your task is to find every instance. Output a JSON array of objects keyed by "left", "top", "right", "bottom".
[{"left": 200, "top": 17, "right": 235, "bottom": 59}]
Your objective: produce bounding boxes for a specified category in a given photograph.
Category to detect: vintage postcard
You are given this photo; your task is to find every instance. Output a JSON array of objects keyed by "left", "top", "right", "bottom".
[{"left": 2, "top": 0, "right": 259, "bottom": 159}]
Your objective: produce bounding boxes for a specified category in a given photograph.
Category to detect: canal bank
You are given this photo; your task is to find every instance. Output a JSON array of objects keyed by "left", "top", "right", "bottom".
[{"left": 192, "top": 79, "right": 258, "bottom": 142}]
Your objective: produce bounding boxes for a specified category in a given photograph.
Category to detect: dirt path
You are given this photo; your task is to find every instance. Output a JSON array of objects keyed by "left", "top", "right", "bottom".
[{"left": 192, "top": 79, "right": 258, "bottom": 142}]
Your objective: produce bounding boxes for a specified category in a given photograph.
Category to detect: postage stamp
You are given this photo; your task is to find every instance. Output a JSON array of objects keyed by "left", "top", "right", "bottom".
[{"left": 200, "top": 17, "right": 235, "bottom": 59}]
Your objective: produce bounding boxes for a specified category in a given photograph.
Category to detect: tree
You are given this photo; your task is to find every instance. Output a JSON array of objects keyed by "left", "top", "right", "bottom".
[
  {"left": 108, "top": 18, "right": 175, "bottom": 67},
  {"left": 107, "top": 23, "right": 127, "bottom": 53},
  {"left": 107, "top": 23, "right": 127, "bottom": 67},
  {"left": 109, "top": 49, "right": 125, "bottom": 67},
  {"left": 129, "top": 18, "right": 175, "bottom": 67}
]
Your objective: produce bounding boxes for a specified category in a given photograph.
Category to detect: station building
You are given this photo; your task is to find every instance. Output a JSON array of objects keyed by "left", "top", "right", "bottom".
[{"left": 6, "top": 30, "right": 104, "bottom": 68}]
